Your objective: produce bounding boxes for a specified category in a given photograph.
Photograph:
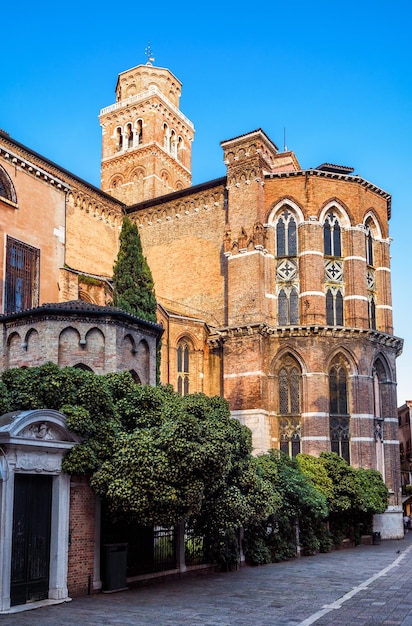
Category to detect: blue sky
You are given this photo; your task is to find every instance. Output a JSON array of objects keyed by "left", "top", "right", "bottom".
[{"left": 2, "top": 1, "right": 411, "bottom": 405}]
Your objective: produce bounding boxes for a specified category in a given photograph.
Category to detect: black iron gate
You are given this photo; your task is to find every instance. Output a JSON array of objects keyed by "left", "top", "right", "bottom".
[{"left": 10, "top": 474, "right": 52, "bottom": 606}]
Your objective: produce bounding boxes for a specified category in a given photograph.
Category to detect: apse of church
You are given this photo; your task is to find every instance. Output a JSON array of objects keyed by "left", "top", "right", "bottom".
[{"left": 128, "top": 95, "right": 402, "bottom": 521}]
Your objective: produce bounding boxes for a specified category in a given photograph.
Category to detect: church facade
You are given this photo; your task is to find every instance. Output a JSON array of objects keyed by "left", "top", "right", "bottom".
[{"left": 0, "top": 57, "right": 404, "bottom": 554}]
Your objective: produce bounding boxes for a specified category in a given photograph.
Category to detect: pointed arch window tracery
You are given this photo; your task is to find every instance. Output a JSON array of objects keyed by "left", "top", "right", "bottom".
[
  {"left": 276, "top": 209, "right": 297, "bottom": 257},
  {"left": 277, "top": 356, "right": 301, "bottom": 457},
  {"left": 177, "top": 339, "right": 190, "bottom": 396},
  {"left": 278, "top": 287, "right": 299, "bottom": 325},
  {"left": 275, "top": 208, "right": 299, "bottom": 326},
  {"left": 329, "top": 358, "right": 350, "bottom": 463},
  {"left": 372, "top": 357, "right": 390, "bottom": 476},
  {"left": 324, "top": 211, "right": 344, "bottom": 326},
  {"left": 365, "top": 218, "right": 377, "bottom": 330},
  {"left": 324, "top": 212, "right": 342, "bottom": 257},
  {"left": 326, "top": 288, "right": 344, "bottom": 326}
]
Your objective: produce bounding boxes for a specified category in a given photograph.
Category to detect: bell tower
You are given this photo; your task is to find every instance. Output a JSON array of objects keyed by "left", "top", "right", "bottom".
[{"left": 99, "top": 56, "right": 194, "bottom": 205}]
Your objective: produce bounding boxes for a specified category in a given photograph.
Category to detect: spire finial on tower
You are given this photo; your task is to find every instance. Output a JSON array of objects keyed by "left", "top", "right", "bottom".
[{"left": 145, "top": 42, "right": 155, "bottom": 66}]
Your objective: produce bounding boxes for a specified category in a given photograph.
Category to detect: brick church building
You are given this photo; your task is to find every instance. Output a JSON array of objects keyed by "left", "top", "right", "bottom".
[
  {"left": 0, "top": 58, "right": 404, "bottom": 610},
  {"left": 98, "top": 62, "right": 402, "bottom": 504}
]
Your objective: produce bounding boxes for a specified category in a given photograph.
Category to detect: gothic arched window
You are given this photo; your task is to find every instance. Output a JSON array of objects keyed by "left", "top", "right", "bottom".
[
  {"left": 365, "top": 219, "right": 376, "bottom": 329},
  {"left": 276, "top": 209, "right": 297, "bottom": 257},
  {"left": 177, "top": 340, "right": 190, "bottom": 396},
  {"left": 276, "top": 208, "right": 299, "bottom": 326},
  {"left": 278, "top": 287, "right": 299, "bottom": 325},
  {"left": 326, "top": 288, "right": 344, "bottom": 326},
  {"left": 373, "top": 358, "right": 391, "bottom": 422},
  {"left": 324, "top": 212, "right": 342, "bottom": 257},
  {"left": 365, "top": 221, "right": 374, "bottom": 267},
  {"left": 278, "top": 358, "right": 301, "bottom": 457},
  {"left": 329, "top": 359, "right": 350, "bottom": 463},
  {"left": 372, "top": 358, "right": 389, "bottom": 474}
]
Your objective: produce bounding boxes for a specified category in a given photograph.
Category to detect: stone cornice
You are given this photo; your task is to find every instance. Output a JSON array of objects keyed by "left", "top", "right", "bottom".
[
  {"left": 1, "top": 302, "right": 163, "bottom": 338},
  {"left": 0, "top": 130, "right": 124, "bottom": 209},
  {"left": 100, "top": 85, "right": 194, "bottom": 131},
  {"left": 101, "top": 142, "right": 192, "bottom": 177},
  {"left": 208, "top": 322, "right": 403, "bottom": 354},
  {"left": 0, "top": 144, "right": 70, "bottom": 192}
]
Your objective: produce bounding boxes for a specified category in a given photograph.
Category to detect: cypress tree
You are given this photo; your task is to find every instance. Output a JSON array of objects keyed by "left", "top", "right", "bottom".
[{"left": 112, "top": 216, "right": 157, "bottom": 323}]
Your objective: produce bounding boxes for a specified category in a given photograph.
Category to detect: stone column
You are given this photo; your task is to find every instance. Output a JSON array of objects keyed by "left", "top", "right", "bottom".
[{"left": 0, "top": 461, "right": 15, "bottom": 612}]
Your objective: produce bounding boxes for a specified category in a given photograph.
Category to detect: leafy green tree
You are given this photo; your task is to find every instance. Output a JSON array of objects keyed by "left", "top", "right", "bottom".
[
  {"left": 112, "top": 216, "right": 157, "bottom": 323},
  {"left": 0, "top": 365, "right": 389, "bottom": 566},
  {"left": 297, "top": 453, "right": 334, "bottom": 501},
  {"left": 0, "top": 380, "right": 11, "bottom": 415},
  {"left": 299, "top": 452, "right": 389, "bottom": 543},
  {"left": 87, "top": 389, "right": 239, "bottom": 526},
  {"left": 244, "top": 451, "right": 328, "bottom": 563},
  {"left": 186, "top": 409, "right": 279, "bottom": 568},
  {"left": 355, "top": 468, "right": 389, "bottom": 515},
  {"left": 0, "top": 365, "right": 271, "bottom": 569}
]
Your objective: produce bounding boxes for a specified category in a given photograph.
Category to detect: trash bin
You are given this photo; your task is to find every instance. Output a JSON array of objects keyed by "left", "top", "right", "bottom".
[
  {"left": 372, "top": 532, "right": 381, "bottom": 545},
  {"left": 102, "top": 543, "right": 128, "bottom": 592}
]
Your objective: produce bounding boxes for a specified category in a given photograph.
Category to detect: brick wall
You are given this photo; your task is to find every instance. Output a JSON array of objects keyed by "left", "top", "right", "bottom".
[{"left": 67, "top": 476, "right": 97, "bottom": 597}]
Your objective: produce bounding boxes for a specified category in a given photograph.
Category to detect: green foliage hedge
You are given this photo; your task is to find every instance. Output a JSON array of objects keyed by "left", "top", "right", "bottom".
[{"left": 0, "top": 364, "right": 390, "bottom": 567}]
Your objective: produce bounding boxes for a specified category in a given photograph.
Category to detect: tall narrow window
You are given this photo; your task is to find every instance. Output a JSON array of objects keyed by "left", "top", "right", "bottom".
[
  {"left": 116, "top": 127, "right": 123, "bottom": 152},
  {"left": 368, "top": 295, "right": 376, "bottom": 330},
  {"left": 324, "top": 213, "right": 342, "bottom": 257},
  {"left": 329, "top": 360, "right": 350, "bottom": 463},
  {"left": 276, "top": 210, "right": 297, "bottom": 257},
  {"left": 278, "top": 287, "right": 299, "bottom": 325},
  {"left": 177, "top": 136, "right": 183, "bottom": 162},
  {"left": 366, "top": 223, "right": 374, "bottom": 267},
  {"left": 326, "top": 288, "right": 343, "bottom": 326},
  {"left": 324, "top": 212, "right": 344, "bottom": 325},
  {"left": 136, "top": 120, "right": 143, "bottom": 146},
  {"left": 163, "top": 124, "right": 169, "bottom": 150},
  {"left": 5, "top": 237, "right": 40, "bottom": 314},
  {"left": 278, "top": 358, "right": 301, "bottom": 457},
  {"left": 170, "top": 130, "right": 177, "bottom": 157},
  {"left": 177, "top": 340, "right": 190, "bottom": 396},
  {"left": 373, "top": 358, "right": 387, "bottom": 475},
  {"left": 126, "top": 124, "right": 133, "bottom": 148},
  {"left": 365, "top": 220, "right": 376, "bottom": 330},
  {"left": 276, "top": 208, "right": 299, "bottom": 326}
]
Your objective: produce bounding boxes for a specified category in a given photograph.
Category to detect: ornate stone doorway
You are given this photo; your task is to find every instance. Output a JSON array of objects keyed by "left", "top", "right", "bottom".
[{"left": 0, "top": 409, "right": 79, "bottom": 613}]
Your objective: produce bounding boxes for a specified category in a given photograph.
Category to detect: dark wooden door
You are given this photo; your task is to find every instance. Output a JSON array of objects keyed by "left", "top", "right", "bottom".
[{"left": 10, "top": 474, "right": 52, "bottom": 606}]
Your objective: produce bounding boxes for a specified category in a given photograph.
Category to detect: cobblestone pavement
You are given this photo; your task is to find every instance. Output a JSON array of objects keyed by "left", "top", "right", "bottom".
[{"left": 2, "top": 533, "right": 412, "bottom": 626}]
